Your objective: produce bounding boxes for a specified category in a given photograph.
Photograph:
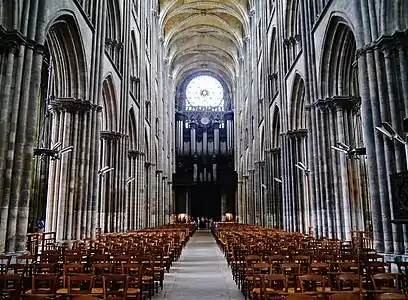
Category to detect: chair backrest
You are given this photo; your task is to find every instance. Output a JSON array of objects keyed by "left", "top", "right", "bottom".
[
  {"left": 33, "top": 263, "right": 55, "bottom": 274},
  {"left": 122, "top": 263, "right": 142, "bottom": 278},
  {"left": 298, "top": 274, "right": 326, "bottom": 292},
  {"left": 0, "top": 274, "right": 22, "bottom": 298},
  {"left": 371, "top": 273, "right": 398, "bottom": 290},
  {"left": 309, "top": 262, "right": 330, "bottom": 275},
  {"left": 252, "top": 262, "right": 271, "bottom": 277},
  {"left": 103, "top": 274, "right": 127, "bottom": 299},
  {"left": 32, "top": 274, "right": 58, "bottom": 294},
  {"left": 262, "top": 274, "right": 288, "bottom": 292},
  {"left": 337, "top": 273, "right": 362, "bottom": 291},
  {"left": 68, "top": 274, "right": 94, "bottom": 294}
]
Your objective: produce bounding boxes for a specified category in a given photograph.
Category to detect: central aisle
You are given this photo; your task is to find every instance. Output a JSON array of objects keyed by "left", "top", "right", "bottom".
[{"left": 154, "top": 230, "right": 244, "bottom": 300}]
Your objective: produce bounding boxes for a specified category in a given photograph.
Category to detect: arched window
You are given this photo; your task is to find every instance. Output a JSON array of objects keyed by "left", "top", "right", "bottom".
[{"left": 185, "top": 75, "right": 224, "bottom": 108}]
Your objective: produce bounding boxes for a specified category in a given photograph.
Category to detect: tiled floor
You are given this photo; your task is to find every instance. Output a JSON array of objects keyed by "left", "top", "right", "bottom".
[{"left": 153, "top": 230, "right": 244, "bottom": 300}]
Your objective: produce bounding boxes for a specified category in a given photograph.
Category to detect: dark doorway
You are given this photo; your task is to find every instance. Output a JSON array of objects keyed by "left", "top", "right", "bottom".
[{"left": 191, "top": 184, "right": 221, "bottom": 220}]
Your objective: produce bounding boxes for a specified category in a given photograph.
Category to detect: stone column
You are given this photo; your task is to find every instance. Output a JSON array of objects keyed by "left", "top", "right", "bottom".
[
  {"left": 156, "top": 170, "right": 163, "bottom": 226},
  {"left": 237, "top": 180, "right": 243, "bottom": 223},
  {"left": 357, "top": 50, "right": 385, "bottom": 252},
  {"left": 254, "top": 161, "right": 261, "bottom": 225},
  {"left": 243, "top": 175, "right": 249, "bottom": 224},
  {"left": 248, "top": 169, "right": 255, "bottom": 224},
  {"left": 332, "top": 101, "right": 352, "bottom": 240}
]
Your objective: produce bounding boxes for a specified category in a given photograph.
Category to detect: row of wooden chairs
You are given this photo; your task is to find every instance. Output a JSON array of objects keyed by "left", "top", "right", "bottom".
[
  {"left": 0, "top": 224, "right": 196, "bottom": 299},
  {"left": 213, "top": 223, "right": 407, "bottom": 300}
]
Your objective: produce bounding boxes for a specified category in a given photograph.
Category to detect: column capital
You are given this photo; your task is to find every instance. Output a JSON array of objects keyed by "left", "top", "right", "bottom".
[
  {"left": 254, "top": 161, "right": 265, "bottom": 166},
  {"left": 101, "top": 131, "right": 123, "bottom": 141},
  {"left": 266, "top": 148, "right": 281, "bottom": 154},
  {"left": 287, "top": 129, "right": 308, "bottom": 138},
  {"left": 49, "top": 97, "right": 95, "bottom": 113},
  {"left": 128, "top": 149, "right": 141, "bottom": 158}
]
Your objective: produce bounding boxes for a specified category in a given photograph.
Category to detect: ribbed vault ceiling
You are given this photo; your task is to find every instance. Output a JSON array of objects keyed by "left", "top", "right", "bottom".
[{"left": 159, "top": 0, "right": 250, "bottom": 89}]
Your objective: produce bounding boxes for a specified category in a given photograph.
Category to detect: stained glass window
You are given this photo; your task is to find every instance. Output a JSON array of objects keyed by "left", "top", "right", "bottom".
[{"left": 186, "top": 75, "right": 224, "bottom": 108}]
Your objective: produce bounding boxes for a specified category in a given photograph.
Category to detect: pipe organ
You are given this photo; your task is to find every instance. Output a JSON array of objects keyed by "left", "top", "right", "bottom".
[
  {"left": 175, "top": 113, "right": 233, "bottom": 159},
  {"left": 173, "top": 109, "right": 236, "bottom": 220}
]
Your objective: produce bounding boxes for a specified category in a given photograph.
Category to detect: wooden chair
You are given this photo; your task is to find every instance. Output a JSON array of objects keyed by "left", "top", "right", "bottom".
[
  {"left": 67, "top": 274, "right": 94, "bottom": 295},
  {"left": 0, "top": 274, "right": 22, "bottom": 299},
  {"left": 125, "top": 275, "right": 142, "bottom": 299},
  {"left": 336, "top": 273, "right": 362, "bottom": 293},
  {"left": 61, "top": 263, "right": 85, "bottom": 288},
  {"left": 26, "top": 274, "right": 58, "bottom": 298},
  {"left": 151, "top": 251, "right": 165, "bottom": 293},
  {"left": 262, "top": 274, "right": 290, "bottom": 299},
  {"left": 102, "top": 274, "right": 127, "bottom": 299},
  {"left": 0, "top": 255, "right": 11, "bottom": 274},
  {"left": 33, "top": 263, "right": 55, "bottom": 275},
  {"left": 309, "top": 262, "right": 330, "bottom": 275},
  {"left": 138, "top": 255, "right": 154, "bottom": 299},
  {"left": 298, "top": 274, "right": 328, "bottom": 295},
  {"left": 371, "top": 273, "right": 400, "bottom": 295},
  {"left": 243, "top": 255, "right": 262, "bottom": 299}
]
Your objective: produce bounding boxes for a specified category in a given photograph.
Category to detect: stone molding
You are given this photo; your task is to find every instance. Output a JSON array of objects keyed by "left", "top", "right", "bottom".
[
  {"left": 100, "top": 131, "right": 124, "bottom": 141},
  {"left": 49, "top": 97, "right": 96, "bottom": 113},
  {"left": 311, "top": 96, "right": 361, "bottom": 111},
  {"left": 128, "top": 149, "right": 144, "bottom": 158},
  {"left": 356, "top": 30, "right": 408, "bottom": 57}
]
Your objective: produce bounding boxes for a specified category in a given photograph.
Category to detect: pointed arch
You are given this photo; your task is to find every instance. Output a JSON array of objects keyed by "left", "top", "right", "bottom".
[
  {"left": 106, "top": 0, "right": 121, "bottom": 42},
  {"left": 271, "top": 106, "right": 281, "bottom": 148},
  {"left": 320, "top": 16, "right": 357, "bottom": 98},
  {"left": 285, "top": 0, "right": 300, "bottom": 37},
  {"left": 144, "top": 128, "right": 150, "bottom": 162},
  {"left": 46, "top": 14, "right": 87, "bottom": 100},
  {"left": 130, "top": 30, "right": 139, "bottom": 78},
  {"left": 269, "top": 27, "right": 278, "bottom": 74},
  {"left": 380, "top": 0, "right": 408, "bottom": 33},
  {"left": 128, "top": 108, "right": 137, "bottom": 150},
  {"left": 102, "top": 75, "right": 118, "bottom": 132},
  {"left": 260, "top": 126, "right": 265, "bottom": 160},
  {"left": 290, "top": 74, "right": 305, "bottom": 130},
  {"left": 0, "top": 1, "right": 18, "bottom": 29}
]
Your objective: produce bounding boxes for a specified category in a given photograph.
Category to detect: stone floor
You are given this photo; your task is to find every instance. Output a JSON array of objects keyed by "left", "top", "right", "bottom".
[{"left": 153, "top": 230, "right": 244, "bottom": 300}]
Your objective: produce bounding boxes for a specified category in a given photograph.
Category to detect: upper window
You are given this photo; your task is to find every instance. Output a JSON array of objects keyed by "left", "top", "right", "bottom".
[{"left": 186, "top": 75, "right": 224, "bottom": 108}]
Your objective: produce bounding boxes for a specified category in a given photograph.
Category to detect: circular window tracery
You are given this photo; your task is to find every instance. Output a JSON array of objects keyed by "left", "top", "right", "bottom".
[{"left": 185, "top": 75, "right": 224, "bottom": 108}]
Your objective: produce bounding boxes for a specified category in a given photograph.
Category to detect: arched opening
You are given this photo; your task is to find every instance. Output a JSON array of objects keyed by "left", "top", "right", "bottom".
[
  {"left": 105, "top": 0, "right": 121, "bottom": 61},
  {"left": 99, "top": 75, "right": 118, "bottom": 232},
  {"left": 33, "top": 14, "right": 87, "bottom": 241},
  {"left": 288, "top": 74, "right": 308, "bottom": 233},
  {"left": 127, "top": 108, "right": 138, "bottom": 229},
  {"left": 320, "top": 16, "right": 370, "bottom": 240},
  {"left": 174, "top": 72, "right": 235, "bottom": 222},
  {"left": 270, "top": 107, "right": 282, "bottom": 228}
]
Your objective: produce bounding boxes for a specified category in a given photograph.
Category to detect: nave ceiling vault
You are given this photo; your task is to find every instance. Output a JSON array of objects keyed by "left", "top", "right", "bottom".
[{"left": 159, "top": 0, "right": 249, "bottom": 89}]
